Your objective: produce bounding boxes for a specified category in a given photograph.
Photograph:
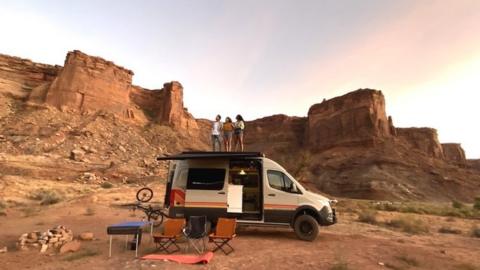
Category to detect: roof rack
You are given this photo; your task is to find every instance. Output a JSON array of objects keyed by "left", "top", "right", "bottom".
[{"left": 156, "top": 151, "right": 264, "bottom": 160}]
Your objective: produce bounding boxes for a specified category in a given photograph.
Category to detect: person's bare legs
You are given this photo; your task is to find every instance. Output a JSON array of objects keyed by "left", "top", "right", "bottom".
[
  {"left": 223, "top": 136, "right": 228, "bottom": 152},
  {"left": 239, "top": 133, "right": 244, "bottom": 152},
  {"left": 228, "top": 136, "right": 233, "bottom": 151}
]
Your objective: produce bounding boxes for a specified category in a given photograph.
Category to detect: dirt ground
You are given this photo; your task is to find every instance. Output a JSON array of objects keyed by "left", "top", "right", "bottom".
[{"left": 1, "top": 180, "right": 479, "bottom": 270}]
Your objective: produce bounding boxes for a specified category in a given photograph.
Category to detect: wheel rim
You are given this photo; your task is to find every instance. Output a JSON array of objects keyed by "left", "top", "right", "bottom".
[{"left": 300, "top": 221, "right": 313, "bottom": 235}]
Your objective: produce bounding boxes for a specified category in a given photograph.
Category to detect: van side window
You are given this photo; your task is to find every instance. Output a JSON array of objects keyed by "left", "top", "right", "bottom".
[
  {"left": 187, "top": 168, "right": 225, "bottom": 190},
  {"left": 267, "top": 170, "right": 300, "bottom": 194}
]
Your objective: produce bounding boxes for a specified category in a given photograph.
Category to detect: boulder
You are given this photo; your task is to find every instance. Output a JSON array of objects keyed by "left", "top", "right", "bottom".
[
  {"left": 70, "top": 149, "right": 85, "bottom": 161},
  {"left": 78, "top": 232, "right": 94, "bottom": 241},
  {"left": 59, "top": 240, "right": 81, "bottom": 254}
]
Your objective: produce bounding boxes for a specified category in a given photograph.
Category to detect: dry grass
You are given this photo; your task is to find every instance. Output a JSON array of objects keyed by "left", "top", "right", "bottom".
[
  {"left": 438, "top": 226, "right": 462, "bottom": 234},
  {"left": 0, "top": 200, "right": 6, "bottom": 216},
  {"left": 62, "top": 248, "right": 99, "bottom": 261},
  {"left": 357, "top": 210, "right": 378, "bottom": 224},
  {"left": 395, "top": 255, "right": 420, "bottom": 267},
  {"left": 471, "top": 226, "right": 480, "bottom": 238},
  {"left": 372, "top": 201, "right": 479, "bottom": 219},
  {"left": 29, "top": 189, "right": 62, "bottom": 205},
  {"left": 84, "top": 207, "right": 96, "bottom": 216},
  {"left": 386, "top": 217, "right": 429, "bottom": 234},
  {"left": 474, "top": 197, "right": 480, "bottom": 210}
]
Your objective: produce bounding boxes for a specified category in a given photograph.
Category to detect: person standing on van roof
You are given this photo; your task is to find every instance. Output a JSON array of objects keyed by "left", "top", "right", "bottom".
[
  {"left": 211, "top": 115, "right": 223, "bottom": 151},
  {"left": 223, "top": 117, "right": 234, "bottom": 152},
  {"left": 233, "top": 114, "right": 245, "bottom": 152}
]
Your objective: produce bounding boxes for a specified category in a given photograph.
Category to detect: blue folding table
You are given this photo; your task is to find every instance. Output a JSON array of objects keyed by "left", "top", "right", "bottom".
[{"left": 107, "top": 221, "right": 153, "bottom": 257}]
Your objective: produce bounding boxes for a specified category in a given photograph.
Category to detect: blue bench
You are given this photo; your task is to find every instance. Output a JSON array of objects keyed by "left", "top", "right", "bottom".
[{"left": 107, "top": 221, "right": 153, "bottom": 257}]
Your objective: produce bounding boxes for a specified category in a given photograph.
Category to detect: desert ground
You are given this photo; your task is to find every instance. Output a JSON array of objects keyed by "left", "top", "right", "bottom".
[{"left": 1, "top": 178, "right": 479, "bottom": 270}]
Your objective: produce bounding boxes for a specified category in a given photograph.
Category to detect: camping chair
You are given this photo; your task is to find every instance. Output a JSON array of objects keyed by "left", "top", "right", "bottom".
[
  {"left": 209, "top": 218, "right": 237, "bottom": 255},
  {"left": 152, "top": 218, "right": 185, "bottom": 253},
  {"left": 183, "top": 216, "right": 208, "bottom": 254}
]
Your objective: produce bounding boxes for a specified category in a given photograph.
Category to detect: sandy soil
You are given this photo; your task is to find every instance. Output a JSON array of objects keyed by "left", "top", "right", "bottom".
[{"left": 1, "top": 181, "right": 479, "bottom": 270}]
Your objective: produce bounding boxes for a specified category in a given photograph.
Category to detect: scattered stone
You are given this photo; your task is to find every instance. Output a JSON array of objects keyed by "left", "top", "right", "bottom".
[
  {"left": 118, "top": 145, "right": 126, "bottom": 152},
  {"left": 40, "top": 244, "right": 48, "bottom": 253},
  {"left": 70, "top": 149, "right": 85, "bottom": 161},
  {"left": 17, "top": 225, "right": 74, "bottom": 253},
  {"left": 79, "top": 232, "right": 94, "bottom": 241},
  {"left": 59, "top": 240, "right": 81, "bottom": 254},
  {"left": 0, "top": 246, "right": 7, "bottom": 253}
]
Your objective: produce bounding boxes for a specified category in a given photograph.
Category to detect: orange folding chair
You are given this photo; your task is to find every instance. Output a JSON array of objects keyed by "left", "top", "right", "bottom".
[
  {"left": 209, "top": 218, "right": 237, "bottom": 255},
  {"left": 153, "top": 218, "right": 185, "bottom": 253}
]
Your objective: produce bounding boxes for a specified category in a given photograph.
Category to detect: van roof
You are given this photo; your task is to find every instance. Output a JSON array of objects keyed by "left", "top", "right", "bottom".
[{"left": 157, "top": 151, "right": 265, "bottom": 160}]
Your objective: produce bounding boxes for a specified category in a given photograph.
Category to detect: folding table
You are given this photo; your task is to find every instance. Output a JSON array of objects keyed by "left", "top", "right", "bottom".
[{"left": 107, "top": 221, "right": 153, "bottom": 257}]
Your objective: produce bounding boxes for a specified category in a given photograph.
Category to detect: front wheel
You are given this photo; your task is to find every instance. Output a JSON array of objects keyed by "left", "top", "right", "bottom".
[
  {"left": 136, "top": 187, "right": 153, "bottom": 202},
  {"left": 294, "top": 215, "right": 319, "bottom": 241}
]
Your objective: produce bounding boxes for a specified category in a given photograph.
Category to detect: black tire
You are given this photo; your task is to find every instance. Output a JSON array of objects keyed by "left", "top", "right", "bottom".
[
  {"left": 136, "top": 187, "right": 153, "bottom": 202},
  {"left": 147, "top": 210, "right": 164, "bottom": 227},
  {"left": 294, "top": 215, "right": 319, "bottom": 241}
]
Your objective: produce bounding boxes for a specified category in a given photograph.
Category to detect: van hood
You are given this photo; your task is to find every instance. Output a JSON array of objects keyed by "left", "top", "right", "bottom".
[{"left": 305, "top": 190, "right": 330, "bottom": 202}]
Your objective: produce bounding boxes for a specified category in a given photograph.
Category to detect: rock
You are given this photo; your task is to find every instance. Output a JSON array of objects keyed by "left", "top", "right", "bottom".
[
  {"left": 397, "top": 128, "right": 444, "bottom": 158},
  {"left": 0, "top": 246, "right": 7, "bottom": 253},
  {"left": 78, "top": 232, "right": 94, "bottom": 241},
  {"left": 40, "top": 244, "right": 48, "bottom": 253},
  {"left": 306, "top": 89, "right": 392, "bottom": 151},
  {"left": 82, "top": 172, "right": 96, "bottom": 181},
  {"left": 70, "top": 149, "right": 85, "bottom": 161},
  {"left": 59, "top": 240, "right": 81, "bottom": 254},
  {"left": 442, "top": 143, "right": 466, "bottom": 166},
  {"left": 118, "top": 145, "right": 126, "bottom": 152},
  {"left": 27, "top": 232, "right": 38, "bottom": 240}
]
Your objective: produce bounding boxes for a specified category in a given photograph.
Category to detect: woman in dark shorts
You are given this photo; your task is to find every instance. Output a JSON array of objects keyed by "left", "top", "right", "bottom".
[
  {"left": 233, "top": 114, "right": 245, "bottom": 152},
  {"left": 223, "top": 117, "right": 234, "bottom": 152}
]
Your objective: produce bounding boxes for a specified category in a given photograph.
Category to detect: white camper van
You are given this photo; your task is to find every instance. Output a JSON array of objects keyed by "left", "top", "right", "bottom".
[{"left": 158, "top": 152, "right": 336, "bottom": 241}]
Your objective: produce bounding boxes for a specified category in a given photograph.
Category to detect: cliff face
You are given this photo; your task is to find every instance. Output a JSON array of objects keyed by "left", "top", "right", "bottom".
[
  {"left": 0, "top": 54, "right": 61, "bottom": 99},
  {"left": 396, "top": 128, "right": 444, "bottom": 159},
  {"left": 0, "top": 50, "right": 198, "bottom": 132},
  {"left": 306, "top": 89, "right": 392, "bottom": 151},
  {"left": 442, "top": 143, "right": 466, "bottom": 166}
]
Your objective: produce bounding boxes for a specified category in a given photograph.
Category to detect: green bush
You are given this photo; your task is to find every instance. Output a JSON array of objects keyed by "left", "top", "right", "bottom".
[
  {"left": 473, "top": 197, "right": 480, "bottom": 210},
  {"left": 452, "top": 200, "right": 464, "bottom": 209},
  {"left": 387, "top": 217, "right": 429, "bottom": 234},
  {"left": 100, "top": 181, "right": 114, "bottom": 189}
]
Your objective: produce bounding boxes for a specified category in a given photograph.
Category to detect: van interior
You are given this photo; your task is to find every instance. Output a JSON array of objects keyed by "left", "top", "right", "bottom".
[{"left": 229, "top": 159, "right": 263, "bottom": 220}]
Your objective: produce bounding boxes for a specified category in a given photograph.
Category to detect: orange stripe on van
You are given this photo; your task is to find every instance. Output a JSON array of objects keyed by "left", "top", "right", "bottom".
[
  {"left": 185, "top": 202, "right": 227, "bottom": 208},
  {"left": 264, "top": 204, "right": 296, "bottom": 210}
]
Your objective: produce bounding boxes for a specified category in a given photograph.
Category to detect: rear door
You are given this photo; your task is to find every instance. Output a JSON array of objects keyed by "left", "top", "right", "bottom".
[{"left": 263, "top": 170, "right": 301, "bottom": 223}]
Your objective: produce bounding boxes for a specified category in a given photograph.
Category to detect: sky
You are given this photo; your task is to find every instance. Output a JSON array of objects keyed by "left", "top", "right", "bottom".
[{"left": 0, "top": 0, "right": 479, "bottom": 158}]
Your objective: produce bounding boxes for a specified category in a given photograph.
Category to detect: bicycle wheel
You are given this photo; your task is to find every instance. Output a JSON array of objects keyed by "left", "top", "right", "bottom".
[
  {"left": 136, "top": 187, "right": 153, "bottom": 202},
  {"left": 147, "top": 210, "right": 164, "bottom": 227}
]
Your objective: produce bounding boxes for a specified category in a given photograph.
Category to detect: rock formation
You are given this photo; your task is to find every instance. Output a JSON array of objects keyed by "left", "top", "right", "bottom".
[
  {"left": 396, "top": 128, "right": 444, "bottom": 159},
  {"left": 306, "top": 89, "right": 392, "bottom": 151},
  {"left": 0, "top": 53, "right": 61, "bottom": 99},
  {"left": 442, "top": 143, "right": 466, "bottom": 166}
]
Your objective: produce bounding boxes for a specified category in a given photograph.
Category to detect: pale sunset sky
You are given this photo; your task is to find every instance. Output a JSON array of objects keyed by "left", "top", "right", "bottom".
[{"left": 0, "top": 0, "right": 479, "bottom": 158}]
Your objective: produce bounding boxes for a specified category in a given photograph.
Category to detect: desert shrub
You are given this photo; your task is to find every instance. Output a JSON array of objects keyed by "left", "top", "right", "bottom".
[
  {"left": 387, "top": 217, "right": 429, "bottom": 234},
  {"left": 395, "top": 255, "right": 419, "bottom": 267},
  {"left": 473, "top": 197, "right": 480, "bottom": 210},
  {"left": 452, "top": 200, "right": 464, "bottom": 209},
  {"left": 21, "top": 207, "right": 40, "bottom": 217},
  {"left": 357, "top": 210, "right": 378, "bottom": 224},
  {"left": 0, "top": 200, "right": 6, "bottom": 216},
  {"left": 330, "top": 261, "right": 349, "bottom": 270},
  {"left": 62, "top": 248, "right": 98, "bottom": 261},
  {"left": 84, "top": 207, "right": 96, "bottom": 216},
  {"left": 29, "top": 189, "right": 62, "bottom": 205},
  {"left": 100, "top": 181, "right": 114, "bottom": 189},
  {"left": 471, "top": 226, "right": 480, "bottom": 238},
  {"left": 438, "top": 226, "right": 461, "bottom": 234}
]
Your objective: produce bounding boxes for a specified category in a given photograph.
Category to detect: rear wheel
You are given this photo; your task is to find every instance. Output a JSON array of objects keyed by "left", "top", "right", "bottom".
[
  {"left": 136, "top": 187, "right": 153, "bottom": 202},
  {"left": 294, "top": 215, "right": 319, "bottom": 241}
]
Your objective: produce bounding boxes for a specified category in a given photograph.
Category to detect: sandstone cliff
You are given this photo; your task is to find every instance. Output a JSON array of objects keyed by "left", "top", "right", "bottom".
[
  {"left": 396, "top": 128, "right": 444, "bottom": 159},
  {"left": 442, "top": 143, "right": 467, "bottom": 166},
  {"left": 306, "top": 89, "right": 392, "bottom": 151},
  {"left": 0, "top": 54, "right": 61, "bottom": 99}
]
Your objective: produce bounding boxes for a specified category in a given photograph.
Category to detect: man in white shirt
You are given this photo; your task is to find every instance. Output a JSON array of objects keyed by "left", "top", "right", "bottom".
[{"left": 211, "top": 115, "right": 223, "bottom": 151}]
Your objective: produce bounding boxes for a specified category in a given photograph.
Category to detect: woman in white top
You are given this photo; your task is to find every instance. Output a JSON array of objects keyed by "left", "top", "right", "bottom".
[{"left": 233, "top": 114, "right": 245, "bottom": 152}]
